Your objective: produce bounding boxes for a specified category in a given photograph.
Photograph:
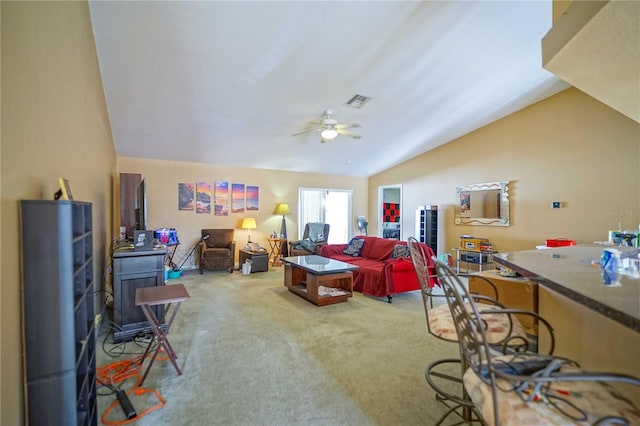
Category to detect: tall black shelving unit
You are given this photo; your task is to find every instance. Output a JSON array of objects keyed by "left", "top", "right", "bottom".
[
  {"left": 415, "top": 205, "right": 438, "bottom": 253},
  {"left": 20, "top": 200, "right": 97, "bottom": 426}
]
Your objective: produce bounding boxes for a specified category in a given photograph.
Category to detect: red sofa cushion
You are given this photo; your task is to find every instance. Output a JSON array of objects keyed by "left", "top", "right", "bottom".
[{"left": 358, "top": 236, "right": 400, "bottom": 260}]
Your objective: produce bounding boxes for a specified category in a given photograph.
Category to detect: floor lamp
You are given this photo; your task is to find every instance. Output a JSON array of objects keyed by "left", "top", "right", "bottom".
[{"left": 274, "top": 203, "right": 290, "bottom": 256}]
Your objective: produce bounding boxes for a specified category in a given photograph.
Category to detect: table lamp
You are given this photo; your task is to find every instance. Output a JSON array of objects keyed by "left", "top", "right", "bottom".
[
  {"left": 274, "top": 203, "right": 290, "bottom": 239},
  {"left": 241, "top": 217, "right": 257, "bottom": 242}
]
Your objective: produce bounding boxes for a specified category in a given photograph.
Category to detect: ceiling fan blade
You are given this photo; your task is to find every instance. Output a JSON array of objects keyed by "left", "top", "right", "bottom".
[
  {"left": 335, "top": 123, "right": 361, "bottom": 130},
  {"left": 291, "top": 127, "right": 322, "bottom": 137},
  {"left": 336, "top": 128, "right": 362, "bottom": 139}
]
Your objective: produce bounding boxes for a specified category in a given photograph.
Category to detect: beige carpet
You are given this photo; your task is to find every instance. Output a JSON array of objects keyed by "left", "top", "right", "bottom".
[{"left": 97, "top": 267, "right": 460, "bottom": 425}]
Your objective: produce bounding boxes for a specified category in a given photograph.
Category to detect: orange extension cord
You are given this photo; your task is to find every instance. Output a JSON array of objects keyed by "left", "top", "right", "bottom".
[{"left": 97, "top": 350, "right": 170, "bottom": 425}]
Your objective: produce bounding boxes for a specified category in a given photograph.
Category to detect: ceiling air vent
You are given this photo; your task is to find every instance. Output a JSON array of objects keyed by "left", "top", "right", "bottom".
[{"left": 345, "top": 94, "right": 372, "bottom": 109}]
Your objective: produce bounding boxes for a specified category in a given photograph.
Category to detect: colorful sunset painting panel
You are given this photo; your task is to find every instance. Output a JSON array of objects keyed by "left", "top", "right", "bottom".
[
  {"left": 231, "top": 183, "right": 245, "bottom": 213},
  {"left": 214, "top": 181, "right": 229, "bottom": 216},
  {"left": 178, "top": 183, "right": 195, "bottom": 211},
  {"left": 246, "top": 186, "right": 259, "bottom": 211},
  {"left": 196, "top": 182, "right": 212, "bottom": 214}
]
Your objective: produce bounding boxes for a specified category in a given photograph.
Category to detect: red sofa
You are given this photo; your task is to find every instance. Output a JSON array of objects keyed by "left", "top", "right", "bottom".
[{"left": 319, "top": 236, "right": 437, "bottom": 302}]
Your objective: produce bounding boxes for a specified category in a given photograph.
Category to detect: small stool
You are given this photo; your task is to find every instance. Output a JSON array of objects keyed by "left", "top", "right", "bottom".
[{"left": 135, "top": 283, "right": 190, "bottom": 386}]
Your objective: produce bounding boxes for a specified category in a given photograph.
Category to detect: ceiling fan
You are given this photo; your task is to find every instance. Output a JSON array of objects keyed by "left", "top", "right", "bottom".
[{"left": 291, "top": 109, "right": 361, "bottom": 142}]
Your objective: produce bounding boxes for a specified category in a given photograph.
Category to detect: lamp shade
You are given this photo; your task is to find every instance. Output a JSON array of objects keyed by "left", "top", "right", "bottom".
[
  {"left": 241, "top": 218, "right": 257, "bottom": 230},
  {"left": 274, "top": 203, "right": 290, "bottom": 216}
]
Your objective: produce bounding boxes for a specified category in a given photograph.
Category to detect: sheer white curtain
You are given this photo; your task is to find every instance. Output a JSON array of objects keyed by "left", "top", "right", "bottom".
[
  {"left": 299, "top": 189, "right": 324, "bottom": 225},
  {"left": 298, "top": 188, "right": 352, "bottom": 244}
]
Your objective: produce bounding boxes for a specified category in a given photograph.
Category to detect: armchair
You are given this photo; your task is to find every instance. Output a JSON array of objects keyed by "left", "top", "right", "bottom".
[
  {"left": 289, "top": 222, "right": 330, "bottom": 256},
  {"left": 199, "top": 229, "right": 235, "bottom": 273}
]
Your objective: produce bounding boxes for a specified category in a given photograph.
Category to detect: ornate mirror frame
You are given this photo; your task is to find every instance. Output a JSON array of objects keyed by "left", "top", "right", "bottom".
[{"left": 454, "top": 181, "right": 510, "bottom": 226}]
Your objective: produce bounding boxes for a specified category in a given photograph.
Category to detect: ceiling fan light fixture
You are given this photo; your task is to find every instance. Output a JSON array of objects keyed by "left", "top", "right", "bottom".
[{"left": 321, "top": 128, "right": 338, "bottom": 140}]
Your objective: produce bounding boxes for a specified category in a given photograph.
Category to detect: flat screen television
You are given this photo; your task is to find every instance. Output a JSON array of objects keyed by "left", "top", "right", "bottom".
[{"left": 135, "top": 178, "right": 147, "bottom": 231}]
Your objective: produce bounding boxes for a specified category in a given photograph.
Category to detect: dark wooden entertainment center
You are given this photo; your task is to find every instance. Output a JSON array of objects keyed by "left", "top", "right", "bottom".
[{"left": 112, "top": 247, "right": 166, "bottom": 342}]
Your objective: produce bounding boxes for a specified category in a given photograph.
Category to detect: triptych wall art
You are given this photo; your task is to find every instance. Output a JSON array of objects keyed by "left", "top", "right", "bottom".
[{"left": 178, "top": 182, "right": 259, "bottom": 215}]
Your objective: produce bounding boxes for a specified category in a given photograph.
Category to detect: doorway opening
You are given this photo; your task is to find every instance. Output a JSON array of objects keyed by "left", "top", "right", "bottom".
[{"left": 378, "top": 184, "right": 402, "bottom": 240}]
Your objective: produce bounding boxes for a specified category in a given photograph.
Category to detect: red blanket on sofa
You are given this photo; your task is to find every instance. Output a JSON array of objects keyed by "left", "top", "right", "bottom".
[{"left": 319, "top": 236, "right": 437, "bottom": 300}]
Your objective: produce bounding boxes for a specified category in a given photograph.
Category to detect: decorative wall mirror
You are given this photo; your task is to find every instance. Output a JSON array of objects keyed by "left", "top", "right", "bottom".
[{"left": 454, "top": 181, "right": 510, "bottom": 226}]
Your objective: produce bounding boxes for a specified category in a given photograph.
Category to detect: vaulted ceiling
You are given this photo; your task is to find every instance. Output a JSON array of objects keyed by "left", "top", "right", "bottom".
[{"left": 89, "top": 1, "right": 569, "bottom": 177}]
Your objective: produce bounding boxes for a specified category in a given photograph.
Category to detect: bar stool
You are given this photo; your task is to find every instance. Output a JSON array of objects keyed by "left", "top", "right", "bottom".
[
  {"left": 433, "top": 257, "right": 640, "bottom": 426},
  {"left": 135, "top": 283, "right": 190, "bottom": 386},
  {"left": 408, "top": 238, "right": 551, "bottom": 425}
]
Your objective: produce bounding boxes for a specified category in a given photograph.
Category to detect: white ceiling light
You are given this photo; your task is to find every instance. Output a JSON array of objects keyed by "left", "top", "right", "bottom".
[
  {"left": 293, "top": 109, "right": 361, "bottom": 142},
  {"left": 321, "top": 127, "right": 338, "bottom": 140}
]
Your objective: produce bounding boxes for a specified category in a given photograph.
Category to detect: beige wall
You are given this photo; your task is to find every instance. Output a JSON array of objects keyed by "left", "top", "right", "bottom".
[
  {"left": 1, "top": 2, "right": 116, "bottom": 424},
  {"left": 369, "top": 87, "right": 640, "bottom": 255},
  {"left": 553, "top": 0, "right": 574, "bottom": 21},
  {"left": 117, "top": 157, "right": 368, "bottom": 268}
]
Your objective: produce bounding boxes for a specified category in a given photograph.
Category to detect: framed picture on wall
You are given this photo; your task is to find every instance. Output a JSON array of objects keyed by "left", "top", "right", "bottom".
[
  {"left": 178, "top": 183, "right": 195, "bottom": 211},
  {"left": 196, "top": 182, "right": 211, "bottom": 214},
  {"left": 246, "top": 185, "right": 259, "bottom": 211},
  {"left": 214, "top": 181, "right": 229, "bottom": 216},
  {"left": 232, "top": 183, "right": 245, "bottom": 213}
]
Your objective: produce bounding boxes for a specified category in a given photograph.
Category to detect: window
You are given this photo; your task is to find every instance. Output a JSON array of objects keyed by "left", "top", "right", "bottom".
[{"left": 298, "top": 188, "right": 352, "bottom": 244}]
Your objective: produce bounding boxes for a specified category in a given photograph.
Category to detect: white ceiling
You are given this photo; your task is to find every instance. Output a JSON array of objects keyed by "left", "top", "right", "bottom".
[{"left": 89, "top": 1, "right": 569, "bottom": 177}]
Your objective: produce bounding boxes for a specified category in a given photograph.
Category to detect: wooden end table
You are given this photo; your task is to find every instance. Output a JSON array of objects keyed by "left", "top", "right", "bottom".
[
  {"left": 266, "top": 238, "right": 286, "bottom": 266},
  {"left": 238, "top": 248, "right": 269, "bottom": 273}
]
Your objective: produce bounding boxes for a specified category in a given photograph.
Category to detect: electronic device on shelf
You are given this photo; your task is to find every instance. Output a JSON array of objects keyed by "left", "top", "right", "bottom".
[{"left": 133, "top": 230, "right": 154, "bottom": 252}]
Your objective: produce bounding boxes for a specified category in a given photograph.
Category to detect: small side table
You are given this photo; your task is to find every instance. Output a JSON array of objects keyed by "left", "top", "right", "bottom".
[
  {"left": 238, "top": 249, "right": 269, "bottom": 273},
  {"left": 266, "top": 238, "right": 287, "bottom": 266},
  {"left": 135, "top": 283, "right": 190, "bottom": 386}
]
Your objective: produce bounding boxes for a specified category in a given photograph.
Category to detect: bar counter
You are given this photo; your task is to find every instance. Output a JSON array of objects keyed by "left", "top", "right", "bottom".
[
  {"left": 494, "top": 245, "right": 640, "bottom": 405},
  {"left": 494, "top": 245, "right": 639, "bottom": 332}
]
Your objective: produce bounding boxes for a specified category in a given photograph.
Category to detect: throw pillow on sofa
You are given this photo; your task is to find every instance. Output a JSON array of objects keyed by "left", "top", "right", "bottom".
[
  {"left": 343, "top": 237, "right": 365, "bottom": 256},
  {"left": 391, "top": 244, "right": 410, "bottom": 258}
]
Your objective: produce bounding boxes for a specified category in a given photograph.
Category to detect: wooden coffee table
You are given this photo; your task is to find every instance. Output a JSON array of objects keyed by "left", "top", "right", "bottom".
[{"left": 282, "top": 255, "right": 359, "bottom": 306}]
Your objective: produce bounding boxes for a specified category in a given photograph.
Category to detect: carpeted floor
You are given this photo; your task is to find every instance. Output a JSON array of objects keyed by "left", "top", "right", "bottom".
[{"left": 97, "top": 267, "right": 461, "bottom": 425}]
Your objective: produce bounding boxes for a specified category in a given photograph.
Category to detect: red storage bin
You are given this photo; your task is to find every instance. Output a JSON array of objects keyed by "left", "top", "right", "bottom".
[{"left": 545, "top": 238, "right": 576, "bottom": 247}]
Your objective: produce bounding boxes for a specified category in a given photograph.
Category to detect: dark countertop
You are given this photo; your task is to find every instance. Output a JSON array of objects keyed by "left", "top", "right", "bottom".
[{"left": 493, "top": 245, "right": 639, "bottom": 332}]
